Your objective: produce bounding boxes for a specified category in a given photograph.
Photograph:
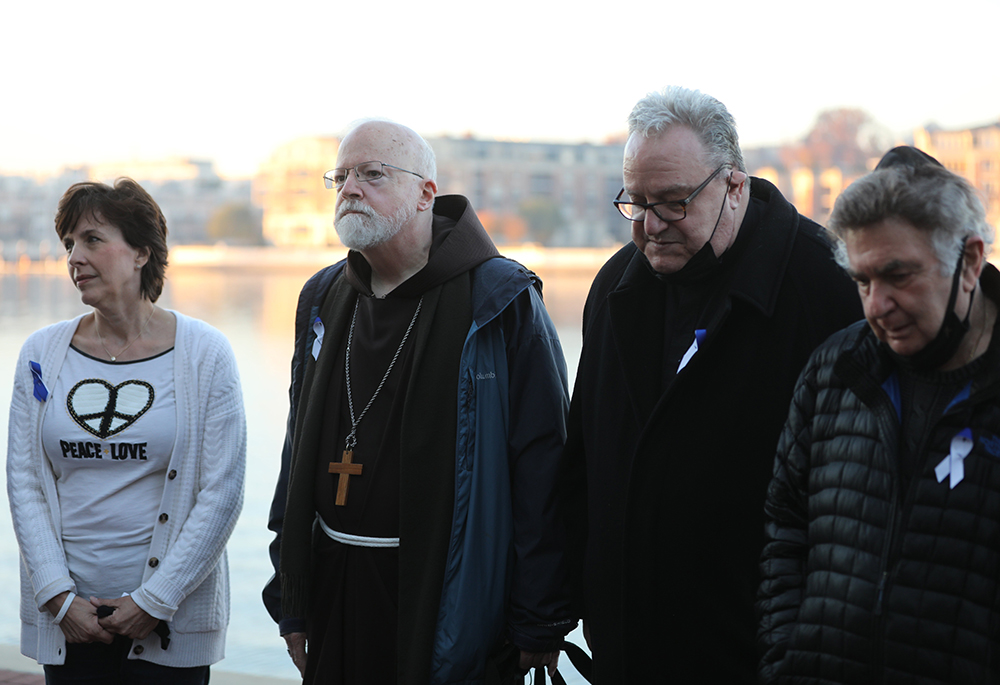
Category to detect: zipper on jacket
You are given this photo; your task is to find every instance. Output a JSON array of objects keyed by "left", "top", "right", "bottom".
[
  {"left": 873, "top": 571, "right": 888, "bottom": 616},
  {"left": 870, "top": 497, "right": 897, "bottom": 683},
  {"left": 839, "top": 353, "right": 902, "bottom": 684},
  {"left": 868, "top": 371, "right": 983, "bottom": 680}
]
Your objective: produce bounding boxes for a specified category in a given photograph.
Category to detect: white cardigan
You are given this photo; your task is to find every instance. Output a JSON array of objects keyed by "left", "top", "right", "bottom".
[{"left": 7, "top": 311, "right": 246, "bottom": 667}]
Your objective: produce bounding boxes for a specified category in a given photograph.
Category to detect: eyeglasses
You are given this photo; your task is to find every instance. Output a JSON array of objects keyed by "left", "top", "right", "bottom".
[
  {"left": 323, "top": 161, "right": 424, "bottom": 190},
  {"left": 614, "top": 164, "right": 729, "bottom": 222}
]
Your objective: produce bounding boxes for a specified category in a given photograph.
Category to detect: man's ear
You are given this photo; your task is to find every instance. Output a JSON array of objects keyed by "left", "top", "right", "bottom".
[
  {"left": 962, "top": 235, "right": 986, "bottom": 291},
  {"left": 726, "top": 170, "right": 748, "bottom": 208},
  {"left": 416, "top": 179, "right": 438, "bottom": 212}
]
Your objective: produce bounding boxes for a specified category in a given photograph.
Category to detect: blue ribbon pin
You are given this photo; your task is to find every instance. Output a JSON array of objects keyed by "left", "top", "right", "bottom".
[{"left": 29, "top": 361, "right": 48, "bottom": 402}]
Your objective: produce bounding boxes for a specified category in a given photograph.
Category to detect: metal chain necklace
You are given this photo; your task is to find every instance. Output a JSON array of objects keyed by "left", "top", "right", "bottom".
[
  {"left": 96, "top": 305, "right": 156, "bottom": 362},
  {"left": 344, "top": 296, "right": 423, "bottom": 453}
]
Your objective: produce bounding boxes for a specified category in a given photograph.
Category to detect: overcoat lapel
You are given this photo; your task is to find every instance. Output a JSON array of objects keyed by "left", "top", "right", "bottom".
[{"left": 608, "top": 253, "right": 665, "bottom": 429}]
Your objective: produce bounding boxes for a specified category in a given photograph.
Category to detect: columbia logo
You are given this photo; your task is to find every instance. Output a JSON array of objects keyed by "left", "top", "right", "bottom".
[{"left": 476, "top": 372, "right": 496, "bottom": 380}]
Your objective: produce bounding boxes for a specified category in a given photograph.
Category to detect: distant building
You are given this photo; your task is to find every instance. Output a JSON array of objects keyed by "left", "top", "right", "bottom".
[
  {"left": 428, "top": 135, "right": 626, "bottom": 246},
  {"left": 0, "top": 157, "right": 255, "bottom": 259},
  {"left": 253, "top": 137, "right": 340, "bottom": 247},
  {"left": 88, "top": 158, "right": 254, "bottom": 245},
  {"left": 0, "top": 168, "right": 89, "bottom": 260},
  {"left": 743, "top": 148, "right": 872, "bottom": 228},
  {"left": 89, "top": 158, "right": 217, "bottom": 184},
  {"left": 915, "top": 121, "right": 1000, "bottom": 230}
]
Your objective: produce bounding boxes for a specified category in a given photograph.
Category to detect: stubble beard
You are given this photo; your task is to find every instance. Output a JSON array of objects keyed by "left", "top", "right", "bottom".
[{"left": 335, "top": 200, "right": 416, "bottom": 251}]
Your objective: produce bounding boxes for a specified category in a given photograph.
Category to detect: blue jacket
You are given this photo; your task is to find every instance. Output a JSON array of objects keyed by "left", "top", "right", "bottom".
[{"left": 264, "top": 252, "right": 574, "bottom": 683}]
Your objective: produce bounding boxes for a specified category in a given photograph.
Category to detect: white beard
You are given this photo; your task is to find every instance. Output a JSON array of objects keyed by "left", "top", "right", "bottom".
[{"left": 334, "top": 200, "right": 416, "bottom": 251}]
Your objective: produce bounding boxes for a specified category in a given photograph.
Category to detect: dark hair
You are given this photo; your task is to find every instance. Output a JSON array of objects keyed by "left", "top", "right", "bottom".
[{"left": 55, "top": 178, "right": 169, "bottom": 301}]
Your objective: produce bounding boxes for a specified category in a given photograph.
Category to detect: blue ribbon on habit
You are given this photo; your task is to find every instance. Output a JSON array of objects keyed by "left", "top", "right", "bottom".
[{"left": 29, "top": 361, "right": 48, "bottom": 402}]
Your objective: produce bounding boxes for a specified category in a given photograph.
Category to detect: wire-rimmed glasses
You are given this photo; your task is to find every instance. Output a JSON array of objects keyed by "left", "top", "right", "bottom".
[{"left": 323, "top": 161, "right": 424, "bottom": 190}]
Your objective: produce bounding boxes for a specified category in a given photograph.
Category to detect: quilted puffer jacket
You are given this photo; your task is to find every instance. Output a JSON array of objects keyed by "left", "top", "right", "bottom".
[{"left": 758, "top": 272, "right": 1000, "bottom": 684}]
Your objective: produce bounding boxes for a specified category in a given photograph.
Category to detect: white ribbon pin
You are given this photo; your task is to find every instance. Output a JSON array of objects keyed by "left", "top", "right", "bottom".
[
  {"left": 935, "top": 428, "right": 974, "bottom": 489},
  {"left": 677, "top": 329, "right": 707, "bottom": 373},
  {"left": 311, "top": 317, "right": 325, "bottom": 361}
]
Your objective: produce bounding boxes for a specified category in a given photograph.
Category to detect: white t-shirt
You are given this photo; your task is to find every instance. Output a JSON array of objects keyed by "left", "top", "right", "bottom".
[{"left": 42, "top": 346, "right": 176, "bottom": 600}]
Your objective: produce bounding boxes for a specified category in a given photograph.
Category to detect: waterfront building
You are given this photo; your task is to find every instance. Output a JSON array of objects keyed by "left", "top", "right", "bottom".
[
  {"left": 743, "top": 148, "right": 871, "bottom": 228},
  {"left": 0, "top": 158, "right": 255, "bottom": 260},
  {"left": 90, "top": 158, "right": 255, "bottom": 245},
  {"left": 427, "top": 135, "right": 626, "bottom": 246},
  {"left": 253, "top": 137, "right": 341, "bottom": 247},
  {"left": 0, "top": 169, "right": 92, "bottom": 261},
  {"left": 915, "top": 121, "right": 1000, "bottom": 230}
]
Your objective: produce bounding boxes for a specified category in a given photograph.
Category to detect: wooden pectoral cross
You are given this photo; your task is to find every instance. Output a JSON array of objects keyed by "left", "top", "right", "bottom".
[{"left": 328, "top": 450, "right": 363, "bottom": 506}]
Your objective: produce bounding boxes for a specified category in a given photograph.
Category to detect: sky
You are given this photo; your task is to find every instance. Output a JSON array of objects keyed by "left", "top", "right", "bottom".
[{"left": 1, "top": 0, "right": 998, "bottom": 179}]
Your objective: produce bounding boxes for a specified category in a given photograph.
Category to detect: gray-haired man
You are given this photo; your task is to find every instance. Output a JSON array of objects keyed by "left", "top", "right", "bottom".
[
  {"left": 758, "top": 148, "right": 1000, "bottom": 684},
  {"left": 561, "top": 86, "right": 861, "bottom": 682}
]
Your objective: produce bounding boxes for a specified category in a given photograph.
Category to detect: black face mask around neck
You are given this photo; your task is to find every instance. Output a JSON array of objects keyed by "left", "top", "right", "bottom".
[
  {"left": 656, "top": 237, "right": 723, "bottom": 284},
  {"left": 655, "top": 172, "right": 733, "bottom": 285},
  {"left": 885, "top": 246, "right": 973, "bottom": 371}
]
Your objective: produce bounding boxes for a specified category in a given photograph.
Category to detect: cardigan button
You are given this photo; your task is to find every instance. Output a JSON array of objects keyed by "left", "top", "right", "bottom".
[
  {"left": 148, "top": 557, "right": 159, "bottom": 568},
  {"left": 133, "top": 645, "right": 144, "bottom": 655},
  {"left": 158, "top": 513, "right": 168, "bottom": 523},
  {"left": 168, "top": 470, "right": 177, "bottom": 480}
]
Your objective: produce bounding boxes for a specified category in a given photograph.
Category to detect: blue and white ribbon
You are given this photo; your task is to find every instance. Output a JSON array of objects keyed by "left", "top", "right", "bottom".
[
  {"left": 935, "top": 428, "right": 974, "bottom": 489},
  {"left": 29, "top": 361, "right": 47, "bottom": 402},
  {"left": 677, "top": 329, "right": 708, "bottom": 372},
  {"left": 311, "top": 316, "right": 325, "bottom": 361}
]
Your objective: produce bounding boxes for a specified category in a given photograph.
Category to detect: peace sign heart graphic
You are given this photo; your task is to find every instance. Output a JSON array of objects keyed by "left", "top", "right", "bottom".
[{"left": 66, "top": 379, "right": 154, "bottom": 439}]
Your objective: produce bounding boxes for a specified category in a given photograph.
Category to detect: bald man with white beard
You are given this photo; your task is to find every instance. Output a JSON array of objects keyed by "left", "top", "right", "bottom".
[{"left": 263, "top": 120, "right": 575, "bottom": 684}]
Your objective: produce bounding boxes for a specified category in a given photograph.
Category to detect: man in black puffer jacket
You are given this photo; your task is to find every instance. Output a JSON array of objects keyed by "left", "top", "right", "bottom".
[{"left": 758, "top": 147, "right": 1000, "bottom": 684}]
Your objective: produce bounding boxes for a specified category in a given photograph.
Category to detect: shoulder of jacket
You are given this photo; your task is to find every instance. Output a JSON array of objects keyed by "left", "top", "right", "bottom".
[
  {"left": 599, "top": 242, "right": 638, "bottom": 276},
  {"left": 171, "top": 311, "right": 235, "bottom": 361},
  {"left": 780, "top": 222, "right": 859, "bottom": 313},
  {"left": 20, "top": 317, "right": 81, "bottom": 357},
  {"left": 586, "top": 243, "right": 639, "bottom": 299},
  {"left": 472, "top": 256, "right": 530, "bottom": 282},
  {"left": 301, "top": 261, "right": 346, "bottom": 300},
  {"left": 470, "top": 257, "right": 537, "bottom": 314},
  {"left": 813, "top": 320, "right": 871, "bottom": 365},
  {"left": 173, "top": 311, "right": 220, "bottom": 339},
  {"left": 788, "top": 218, "right": 839, "bottom": 260}
]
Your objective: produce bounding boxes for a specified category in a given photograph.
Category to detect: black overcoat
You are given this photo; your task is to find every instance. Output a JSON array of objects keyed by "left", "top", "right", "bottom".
[{"left": 562, "top": 178, "right": 863, "bottom": 682}]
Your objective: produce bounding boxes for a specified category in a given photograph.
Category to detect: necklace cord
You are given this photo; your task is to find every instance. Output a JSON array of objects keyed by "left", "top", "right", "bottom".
[
  {"left": 96, "top": 305, "right": 156, "bottom": 362},
  {"left": 344, "top": 297, "right": 423, "bottom": 450}
]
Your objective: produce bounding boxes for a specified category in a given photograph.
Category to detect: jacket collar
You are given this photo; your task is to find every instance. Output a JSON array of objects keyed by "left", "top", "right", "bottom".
[
  {"left": 717, "top": 177, "right": 799, "bottom": 318},
  {"left": 606, "top": 178, "right": 802, "bottom": 423}
]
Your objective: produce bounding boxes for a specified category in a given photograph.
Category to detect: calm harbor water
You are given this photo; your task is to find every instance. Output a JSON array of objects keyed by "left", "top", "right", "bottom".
[{"left": 0, "top": 264, "right": 593, "bottom": 680}]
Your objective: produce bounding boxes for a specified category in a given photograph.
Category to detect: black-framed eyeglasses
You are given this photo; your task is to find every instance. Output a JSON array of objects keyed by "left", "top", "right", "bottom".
[
  {"left": 614, "top": 164, "right": 729, "bottom": 222},
  {"left": 323, "top": 161, "right": 424, "bottom": 190}
]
